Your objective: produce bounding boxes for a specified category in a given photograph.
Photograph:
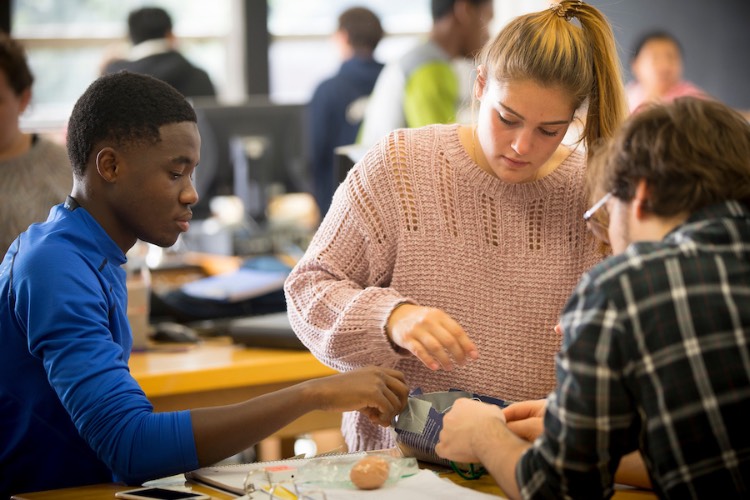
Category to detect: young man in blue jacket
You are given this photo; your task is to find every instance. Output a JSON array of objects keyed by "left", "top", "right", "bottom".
[{"left": 0, "top": 71, "right": 408, "bottom": 498}]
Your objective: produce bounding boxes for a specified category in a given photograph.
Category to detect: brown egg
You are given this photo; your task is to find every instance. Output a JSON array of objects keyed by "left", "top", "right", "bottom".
[{"left": 349, "top": 455, "right": 391, "bottom": 490}]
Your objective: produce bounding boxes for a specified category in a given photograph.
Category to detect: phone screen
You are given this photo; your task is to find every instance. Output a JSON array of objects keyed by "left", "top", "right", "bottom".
[{"left": 115, "top": 487, "right": 208, "bottom": 500}]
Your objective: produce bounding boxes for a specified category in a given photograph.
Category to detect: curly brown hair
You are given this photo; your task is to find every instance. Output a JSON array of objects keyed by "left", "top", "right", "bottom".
[{"left": 589, "top": 97, "right": 750, "bottom": 216}]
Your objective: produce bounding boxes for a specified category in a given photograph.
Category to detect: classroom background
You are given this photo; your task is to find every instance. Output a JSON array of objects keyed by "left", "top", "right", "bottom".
[
  {"left": 3, "top": 1, "right": 750, "bottom": 493},
  {"left": 5, "top": 0, "right": 749, "bottom": 132},
  {"left": 4, "top": 0, "right": 749, "bottom": 270}
]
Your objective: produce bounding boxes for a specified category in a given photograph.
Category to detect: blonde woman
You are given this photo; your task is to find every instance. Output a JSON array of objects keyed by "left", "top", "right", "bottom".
[{"left": 285, "top": 0, "right": 627, "bottom": 452}]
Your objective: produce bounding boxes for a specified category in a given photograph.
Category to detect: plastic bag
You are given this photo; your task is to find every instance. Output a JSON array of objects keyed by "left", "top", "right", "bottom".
[
  {"left": 393, "top": 388, "right": 508, "bottom": 467},
  {"left": 295, "top": 453, "right": 419, "bottom": 489}
]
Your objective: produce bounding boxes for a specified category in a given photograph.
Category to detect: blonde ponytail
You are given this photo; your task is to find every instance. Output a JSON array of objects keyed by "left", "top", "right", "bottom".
[{"left": 476, "top": 0, "right": 627, "bottom": 148}]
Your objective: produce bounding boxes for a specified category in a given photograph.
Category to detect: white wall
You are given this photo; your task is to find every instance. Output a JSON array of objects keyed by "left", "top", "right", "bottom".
[{"left": 492, "top": 0, "right": 549, "bottom": 32}]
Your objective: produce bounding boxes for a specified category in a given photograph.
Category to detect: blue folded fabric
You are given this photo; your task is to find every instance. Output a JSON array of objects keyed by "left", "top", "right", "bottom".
[{"left": 181, "top": 255, "right": 292, "bottom": 302}]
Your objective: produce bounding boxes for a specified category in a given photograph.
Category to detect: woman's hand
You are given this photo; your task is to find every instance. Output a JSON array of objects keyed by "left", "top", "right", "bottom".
[
  {"left": 307, "top": 366, "right": 409, "bottom": 426},
  {"left": 386, "top": 304, "right": 478, "bottom": 371}
]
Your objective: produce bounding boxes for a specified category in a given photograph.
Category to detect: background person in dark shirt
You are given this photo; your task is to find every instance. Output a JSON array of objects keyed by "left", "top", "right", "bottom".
[
  {"left": 308, "top": 6, "right": 384, "bottom": 216},
  {"left": 103, "top": 6, "right": 216, "bottom": 99}
]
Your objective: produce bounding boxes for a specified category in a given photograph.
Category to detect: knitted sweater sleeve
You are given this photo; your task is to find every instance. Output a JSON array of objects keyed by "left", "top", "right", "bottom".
[{"left": 285, "top": 133, "right": 415, "bottom": 371}]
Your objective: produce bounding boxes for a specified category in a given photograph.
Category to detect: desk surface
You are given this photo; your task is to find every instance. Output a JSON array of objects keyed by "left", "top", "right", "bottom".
[
  {"left": 129, "top": 339, "right": 344, "bottom": 457},
  {"left": 13, "top": 343, "right": 659, "bottom": 499},
  {"left": 11, "top": 471, "right": 658, "bottom": 499},
  {"left": 11, "top": 483, "right": 233, "bottom": 500},
  {"left": 130, "top": 339, "right": 337, "bottom": 399}
]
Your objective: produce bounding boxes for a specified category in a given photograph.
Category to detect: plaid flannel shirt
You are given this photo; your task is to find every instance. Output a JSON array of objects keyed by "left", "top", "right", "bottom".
[{"left": 517, "top": 200, "right": 750, "bottom": 499}]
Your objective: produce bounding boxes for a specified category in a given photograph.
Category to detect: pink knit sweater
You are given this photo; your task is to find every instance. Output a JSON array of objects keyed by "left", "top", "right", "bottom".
[{"left": 284, "top": 124, "right": 601, "bottom": 451}]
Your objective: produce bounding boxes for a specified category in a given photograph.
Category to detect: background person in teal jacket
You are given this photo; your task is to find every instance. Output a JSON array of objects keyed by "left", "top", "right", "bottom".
[{"left": 358, "top": 0, "right": 494, "bottom": 147}]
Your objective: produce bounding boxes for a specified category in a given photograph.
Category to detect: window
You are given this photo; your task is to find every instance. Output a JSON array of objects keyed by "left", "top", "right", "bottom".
[
  {"left": 13, "top": 0, "right": 234, "bottom": 131},
  {"left": 267, "top": 0, "right": 431, "bottom": 103},
  {"left": 266, "top": 0, "right": 550, "bottom": 103},
  {"left": 12, "top": 1, "right": 547, "bottom": 131}
]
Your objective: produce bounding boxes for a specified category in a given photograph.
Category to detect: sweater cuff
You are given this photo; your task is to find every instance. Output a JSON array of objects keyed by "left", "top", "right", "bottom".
[{"left": 369, "top": 294, "right": 417, "bottom": 357}]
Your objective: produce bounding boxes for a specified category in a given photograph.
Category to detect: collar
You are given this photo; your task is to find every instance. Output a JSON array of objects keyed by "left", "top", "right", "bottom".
[
  {"left": 129, "top": 39, "right": 172, "bottom": 61},
  {"left": 664, "top": 200, "right": 749, "bottom": 243},
  {"left": 64, "top": 195, "right": 80, "bottom": 211}
]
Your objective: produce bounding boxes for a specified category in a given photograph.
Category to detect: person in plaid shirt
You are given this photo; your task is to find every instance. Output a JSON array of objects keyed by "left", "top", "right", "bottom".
[{"left": 436, "top": 96, "right": 750, "bottom": 499}]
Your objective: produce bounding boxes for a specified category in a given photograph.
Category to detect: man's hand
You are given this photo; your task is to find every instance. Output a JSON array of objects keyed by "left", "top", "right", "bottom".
[
  {"left": 437, "top": 398, "right": 532, "bottom": 500},
  {"left": 503, "top": 399, "right": 547, "bottom": 442},
  {"left": 308, "top": 366, "right": 409, "bottom": 426},
  {"left": 435, "top": 398, "right": 504, "bottom": 463},
  {"left": 386, "top": 304, "right": 478, "bottom": 371}
]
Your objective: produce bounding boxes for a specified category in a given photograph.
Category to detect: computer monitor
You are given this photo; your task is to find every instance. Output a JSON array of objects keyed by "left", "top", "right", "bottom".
[{"left": 190, "top": 99, "right": 310, "bottom": 223}]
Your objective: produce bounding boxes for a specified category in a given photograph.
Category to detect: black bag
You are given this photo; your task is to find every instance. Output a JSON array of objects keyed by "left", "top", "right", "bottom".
[{"left": 150, "top": 255, "right": 290, "bottom": 322}]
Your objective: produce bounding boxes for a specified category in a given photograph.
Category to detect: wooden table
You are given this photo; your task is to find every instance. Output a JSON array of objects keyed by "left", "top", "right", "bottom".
[
  {"left": 130, "top": 338, "right": 341, "bottom": 455},
  {"left": 11, "top": 483, "right": 233, "bottom": 500},
  {"left": 11, "top": 470, "right": 658, "bottom": 499},
  {"left": 10, "top": 341, "right": 659, "bottom": 499},
  {"left": 131, "top": 338, "right": 335, "bottom": 409},
  {"left": 130, "top": 251, "right": 342, "bottom": 442}
]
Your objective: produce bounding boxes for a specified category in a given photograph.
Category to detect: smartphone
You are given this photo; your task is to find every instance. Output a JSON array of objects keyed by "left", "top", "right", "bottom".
[{"left": 114, "top": 487, "right": 211, "bottom": 500}]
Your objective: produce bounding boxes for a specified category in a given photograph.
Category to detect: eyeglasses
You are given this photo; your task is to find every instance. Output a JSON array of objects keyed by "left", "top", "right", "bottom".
[{"left": 583, "top": 192, "right": 612, "bottom": 245}]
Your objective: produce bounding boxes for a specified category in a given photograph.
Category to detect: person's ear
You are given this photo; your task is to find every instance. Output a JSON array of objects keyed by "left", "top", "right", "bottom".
[
  {"left": 165, "top": 30, "right": 177, "bottom": 47},
  {"left": 333, "top": 29, "right": 352, "bottom": 58},
  {"left": 632, "top": 179, "right": 651, "bottom": 220},
  {"left": 333, "top": 28, "right": 348, "bottom": 45},
  {"left": 630, "top": 59, "right": 640, "bottom": 80},
  {"left": 474, "top": 64, "right": 487, "bottom": 100},
  {"left": 18, "top": 88, "right": 32, "bottom": 114},
  {"left": 453, "top": 0, "right": 471, "bottom": 23},
  {"left": 95, "top": 147, "right": 120, "bottom": 183}
]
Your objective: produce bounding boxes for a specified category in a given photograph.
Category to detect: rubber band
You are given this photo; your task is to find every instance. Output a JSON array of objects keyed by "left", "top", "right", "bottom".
[{"left": 449, "top": 461, "right": 487, "bottom": 480}]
